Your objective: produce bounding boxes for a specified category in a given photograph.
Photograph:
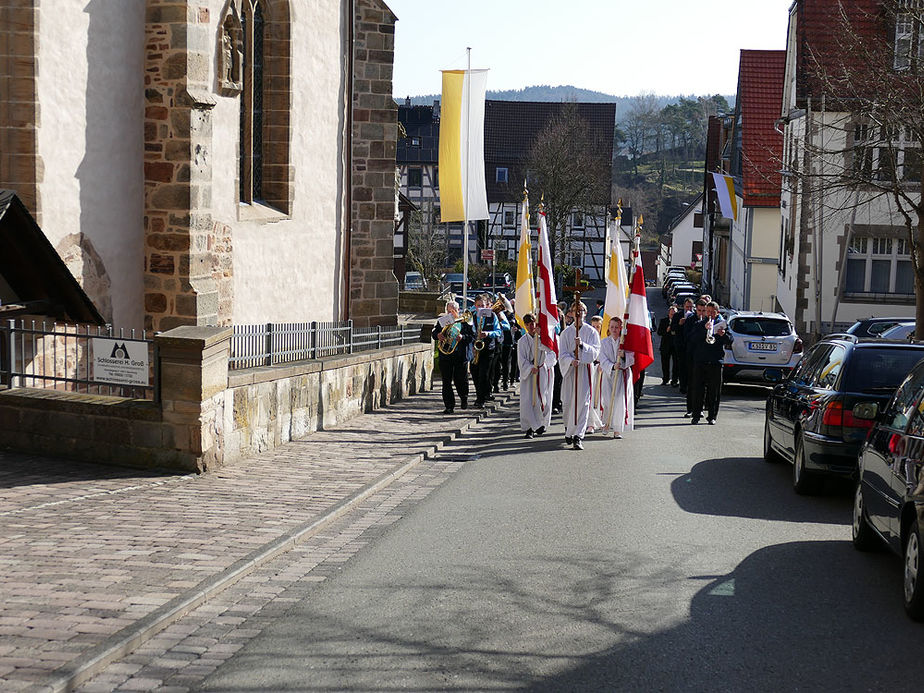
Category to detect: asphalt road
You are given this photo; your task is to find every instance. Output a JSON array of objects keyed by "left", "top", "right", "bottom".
[{"left": 195, "top": 374, "right": 924, "bottom": 692}]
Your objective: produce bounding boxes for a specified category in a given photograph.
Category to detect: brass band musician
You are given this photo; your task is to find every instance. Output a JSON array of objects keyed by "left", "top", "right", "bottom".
[
  {"left": 470, "top": 294, "right": 502, "bottom": 408},
  {"left": 432, "top": 300, "right": 474, "bottom": 414}
]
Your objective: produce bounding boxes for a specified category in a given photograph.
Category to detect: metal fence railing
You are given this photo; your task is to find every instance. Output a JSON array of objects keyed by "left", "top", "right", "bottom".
[
  {"left": 229, "top": 321, "right": 423, "bottom": 371},
  {"left": 0, "top": 319, "right": 158, "bottom": 400}
]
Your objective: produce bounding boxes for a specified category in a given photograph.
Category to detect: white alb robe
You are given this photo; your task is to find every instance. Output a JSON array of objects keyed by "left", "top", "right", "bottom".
[
  {"left": 599, "top": 336, "right": 635, "bottom": 433},
  {"left": 559, "top": 322, "right": 601, "bottom": 439},
  {"left": 517, "top": 332, "right": 557, "bottom": 431}
]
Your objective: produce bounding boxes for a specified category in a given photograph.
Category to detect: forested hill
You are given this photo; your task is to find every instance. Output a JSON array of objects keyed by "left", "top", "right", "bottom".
[{"left": 403, "top": 85, "right": 735, "bottom": 120}]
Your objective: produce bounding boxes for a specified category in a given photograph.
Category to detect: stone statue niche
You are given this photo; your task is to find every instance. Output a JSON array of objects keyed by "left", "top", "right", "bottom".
[{"left": 219, "top": 10, "right": 243, "bottom": 95}]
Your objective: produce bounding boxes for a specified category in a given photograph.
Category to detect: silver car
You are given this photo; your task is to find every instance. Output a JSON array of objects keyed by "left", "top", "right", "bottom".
[{"left": 721, "top": 311, "right": 803, "bottom": 383}]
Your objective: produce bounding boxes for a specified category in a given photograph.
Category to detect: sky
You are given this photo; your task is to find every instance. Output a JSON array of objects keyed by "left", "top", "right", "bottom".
[{"left": 385, "top": 0, "right": 795, "bottom": 98}]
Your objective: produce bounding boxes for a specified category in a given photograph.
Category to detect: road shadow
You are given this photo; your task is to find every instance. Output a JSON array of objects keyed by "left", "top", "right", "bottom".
[
  {"left": 198, "top": 541, "right": 924, "bottom": 692},
  {"left": 671, "top": 456, "right": 852, "bottom": 524}
]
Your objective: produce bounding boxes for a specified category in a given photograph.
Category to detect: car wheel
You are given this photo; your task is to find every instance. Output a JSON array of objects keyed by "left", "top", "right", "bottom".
[
  {"left": 852, "top": 483, "right": 878, "bottom": 551},
  {"left": 793, "top": 435, "right": 823, "bottom": 495},
  {"left": 763, "top": 418, "right": 781, "bottom": 463},
  {"left": 904, "top": 523, "right": 924, "bottom": 621}
]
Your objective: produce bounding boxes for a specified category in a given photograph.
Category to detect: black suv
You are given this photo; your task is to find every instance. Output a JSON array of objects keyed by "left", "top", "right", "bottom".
[
  {"left": 763, "top": 336, "right": 924, "bottom": 494},
  {"left": 853, "top": 357, "right": 924, "bottom": 619}
]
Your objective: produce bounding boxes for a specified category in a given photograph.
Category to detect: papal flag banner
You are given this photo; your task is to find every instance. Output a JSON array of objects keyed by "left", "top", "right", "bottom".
[
  {"left": 711, "top": 172, "right": 738, "bottom": 221},
  {"left": 601, "top": 224, "right": 629, "bottom": 336},
  {"left": 439, "top": 69, "right": 489, "bottom": 223},
  {"left": 514, "top": 195, "right": 534, "bottom": 329}
]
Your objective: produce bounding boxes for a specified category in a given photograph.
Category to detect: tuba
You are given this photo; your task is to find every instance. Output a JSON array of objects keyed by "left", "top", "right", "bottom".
[{"left": 438, "top": 311, "right": 473, "bottom": 355}]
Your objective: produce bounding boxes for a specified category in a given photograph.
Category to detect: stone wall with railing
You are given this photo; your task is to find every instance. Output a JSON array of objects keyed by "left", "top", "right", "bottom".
[{"left": 0, "top": 325, "right": 433, "bottom": 472}]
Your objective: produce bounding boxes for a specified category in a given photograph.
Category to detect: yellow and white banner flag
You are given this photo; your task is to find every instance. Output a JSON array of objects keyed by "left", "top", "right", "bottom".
[
  {"left": 439, "top": 69, "right": 489, "bottom": 222},
  {"left": 601, "top": 222, "right": 629, "bottom": 335},
  {"left": 711, "top": 172, "right": 738, "bottom": 221},
  {"left": 514, "top": 196, "right": 534, "bottom": 329}
]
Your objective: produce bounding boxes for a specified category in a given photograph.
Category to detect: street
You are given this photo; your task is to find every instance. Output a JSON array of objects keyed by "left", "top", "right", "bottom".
[{"left": 75, "top": 377, "right": 924, "bottom": 690}]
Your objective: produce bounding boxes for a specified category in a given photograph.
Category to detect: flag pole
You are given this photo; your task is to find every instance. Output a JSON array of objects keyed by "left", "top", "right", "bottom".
[
  {"left": 603, "top": 205, "right": 633, "bottom": 431},
  {"left": 462, "top": 47, "right": 471, "bottom": 306}
]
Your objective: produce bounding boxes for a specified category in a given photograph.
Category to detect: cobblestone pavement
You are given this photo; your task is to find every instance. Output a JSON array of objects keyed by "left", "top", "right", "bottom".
[{"left": 0, "top": 386, "right": 517, "bottom": 692}]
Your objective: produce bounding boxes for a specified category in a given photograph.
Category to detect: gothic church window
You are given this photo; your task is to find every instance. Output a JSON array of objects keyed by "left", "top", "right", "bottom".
[{"left": 230, "top": 0, "right": 291, "bottom": 213}]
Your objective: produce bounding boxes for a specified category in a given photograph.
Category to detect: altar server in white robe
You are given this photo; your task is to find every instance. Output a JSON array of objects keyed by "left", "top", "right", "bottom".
[
  {"left": 599, "top": 317, "right": 635, "bottom": 438},
  {"left": 517, "top": 313, "right": 557, "bottom": 438},
  {"left": 587, "top": 315, "right": 605, "bottom": 433},
  {"left": 559, "top": 300, "right": 601, "bottom": 450}
]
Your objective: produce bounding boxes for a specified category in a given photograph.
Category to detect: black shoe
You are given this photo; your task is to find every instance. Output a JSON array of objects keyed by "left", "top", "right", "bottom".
[
  {"left": 661, "top": 379, "right": 669, "bottom": 386},
  {"left": 707, "top": 418, "right": 715, "bottom": 425},
  {"left": 573, "top": 438, "right": 584, "bottom": 450},
  {"left": 475, "top": 400, "right": 485, "bottom": 408},
  {"left": 493, "top": 386, "right": 499, "bottom": 393},
  {"left": 691, "top": 418, "right": 700, "bottom": 425},
  {"left": 525, "top": 429, "right": 535, "bottom": 439},
  {"left": 460, "top": 402, "right": 468, "bottom": 410},
  {"left": 503, "top": 382, "right": 509, "bottom": 390},
  {"left": 535, "top": 426, "right": 546, "bottom": 436},
  {"left": 486, "top": 395, "right": 496, "bottom": 401},
  {"left": 670, "top": 381, "right": 679, "bottom": 387},
  {"left": 442, "top": 408, "right": 454, "bottom": 415},
  {"left": 683, "top": 412, "right": 692, "bottom": 418},
  {"left": 565, "top": 436, "right": 573, "bottom": 445}
]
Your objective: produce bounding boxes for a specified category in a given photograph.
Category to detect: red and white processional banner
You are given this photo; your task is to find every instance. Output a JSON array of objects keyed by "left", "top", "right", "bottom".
[
  {"left": 623, "top": 252, "right": 654, "bottom": 383},
  {"left": 536, "top": 212, "right": 559, "bottom": 357}
]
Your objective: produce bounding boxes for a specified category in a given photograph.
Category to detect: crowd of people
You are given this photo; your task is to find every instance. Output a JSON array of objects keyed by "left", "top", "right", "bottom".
[
  {"left": 432, "top": 294, "right": 639, "bottom": 451},
  {"left": 656, "top": 295, "right": 733, "bottom": 424}
]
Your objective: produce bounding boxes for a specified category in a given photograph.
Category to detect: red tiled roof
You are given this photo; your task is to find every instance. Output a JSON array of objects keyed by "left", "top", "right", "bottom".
[{"left": 737, "top": 50, "right": 785, "bottom": 207}]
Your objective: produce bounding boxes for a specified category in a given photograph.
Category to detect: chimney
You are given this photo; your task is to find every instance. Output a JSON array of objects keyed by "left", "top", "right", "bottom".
[
  {"left": 433, "top": 99, "right": 440, "bottom": 120},
  {"left": 405, "top": 96, "right": 411, "bottom": 107}
]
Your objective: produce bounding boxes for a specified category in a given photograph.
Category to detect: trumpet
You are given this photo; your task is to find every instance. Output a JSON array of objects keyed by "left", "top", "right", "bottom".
[
  {"left": 438, "top": 310, "right": 473, "bottom": 355},
  {"left": 706, "top": 318, "right": 715, "bottom": 344}
]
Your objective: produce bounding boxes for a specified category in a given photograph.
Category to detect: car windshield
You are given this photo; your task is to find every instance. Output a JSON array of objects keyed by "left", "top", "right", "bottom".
[
  {"left": 880, "top": 323, "right": 915, "bottom": 340},
  {"left": 842, "top": 348, "right": 924, "bottom": 393},
  {"left": 730, "top": 318, "right": 791, "bottom": 337}
]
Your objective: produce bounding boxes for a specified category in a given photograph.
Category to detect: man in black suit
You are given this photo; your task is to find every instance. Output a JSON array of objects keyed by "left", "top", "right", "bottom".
[{"left": 687, "top": 301, "right": 733, "bottom": 425}]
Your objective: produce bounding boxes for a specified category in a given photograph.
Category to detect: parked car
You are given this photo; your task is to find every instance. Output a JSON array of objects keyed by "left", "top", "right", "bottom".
[
  {"left": 441, "top": 273, "right": 472, "bottom": 295},
  {"left": 852, "top": 357, "right": 924, "bottom": 619},
  {"left": 846, "top": 316, "right": 913, "bottom": 338},
  {"left": 669, "top": 283, "right": 697, "bottom": 301},
  {"left": 403, "top": 271, "right": 425, "bottom": 290},
  {"left": 482, "top": 272, "right": 512, "bottom": 291},
  {"left": 722, "top": 311, "right": 802, "bottom": 384},
  {"left": 879, "top": 321, "right": 916, "bottom": 341},
  {"left": 763, "top": 335, "right": 924, "bottom": 494},
  {"left": 673, "top": 291, "right": 699, "bottom": 307}
]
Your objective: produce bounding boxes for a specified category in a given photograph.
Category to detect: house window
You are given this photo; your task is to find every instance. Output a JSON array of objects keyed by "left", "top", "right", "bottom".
[
  {"left": 572, "top": 211, "right": 585, "bottom": 228},
  {"left": 853, "top": 122, "right": 921, "bottom": 183},
  {"left": 237, "top": 0, "right": 291, "bottom": 213},
  {"left": 894, "top": 11, "right": 924, "bottom": 70},
  {"left": 408, "top": 168, "right": 422, "bottom": 187},
  {"left": 410, "top": 137, "right": 420, "bottom": 146},
  {"left": 845, "top": 235, "right": 914, "bottom": 295},
  {"left": 503, "top": 210, "right": 515, "bottom": 226},
  {"left": 495, "top": 167, "right": 508, "bottom": 183}
]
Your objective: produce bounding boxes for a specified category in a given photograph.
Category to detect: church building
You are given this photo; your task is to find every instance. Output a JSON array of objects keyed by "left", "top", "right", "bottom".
[{"left": 1, "top": 0, "right": 400, "bottom": 331}]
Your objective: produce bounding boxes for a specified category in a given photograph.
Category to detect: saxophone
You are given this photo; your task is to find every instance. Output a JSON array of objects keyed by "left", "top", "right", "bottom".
[{"left": 473, "top": 310, "right": 485, "bottom": 365}]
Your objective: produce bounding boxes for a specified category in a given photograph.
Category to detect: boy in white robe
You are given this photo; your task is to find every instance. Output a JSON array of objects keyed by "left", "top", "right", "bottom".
[
  {"left": 599, "top": 317, "right": 635, "bottom": 438},
  {"left": 559, "top": 300, "right": 601, "bottom": 450},
  {"left": 517, "top": 313, "right": 557, "bottom": 438},
  {"left": 587, "top": 315, "right": 605, "bottom": 433}
]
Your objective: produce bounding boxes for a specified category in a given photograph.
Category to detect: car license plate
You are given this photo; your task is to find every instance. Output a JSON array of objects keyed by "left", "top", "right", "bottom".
[{"left": 748, "top": 342, "right": 778, "bottom": 352}]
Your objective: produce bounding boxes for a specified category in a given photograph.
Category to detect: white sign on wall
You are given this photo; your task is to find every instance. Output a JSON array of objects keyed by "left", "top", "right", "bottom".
[{"left": 91, "top": 338, "right": 150, "bottom": 386}]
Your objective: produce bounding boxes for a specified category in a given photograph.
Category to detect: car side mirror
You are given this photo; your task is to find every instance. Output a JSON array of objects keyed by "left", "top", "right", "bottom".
[
  {"left": 763, "top": 368, "right": 784, "bottom": 383},
  {"left": 852, "top": 402, "right": 880, "bottom": 421}
]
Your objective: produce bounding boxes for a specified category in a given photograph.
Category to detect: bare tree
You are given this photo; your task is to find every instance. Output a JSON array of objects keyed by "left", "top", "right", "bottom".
[
  {"left": 406, "top": 198, "right": 447, "bottom": 290},
  {"left": 526, "top": 103, "right": 611, "bottom": 276},
  {"left": 621, "top": 94, "right": 660, "bottom": 176},
  {"left": 795, "top": 0, "right": 924, "bottom": 335}
]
